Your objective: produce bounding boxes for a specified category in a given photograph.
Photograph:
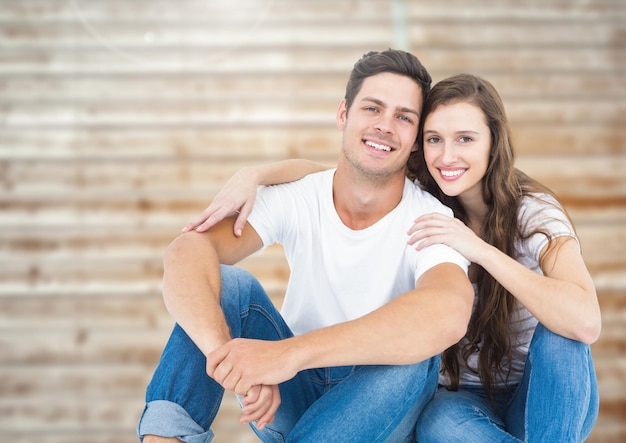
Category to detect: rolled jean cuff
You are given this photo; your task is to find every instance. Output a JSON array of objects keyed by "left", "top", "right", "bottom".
[{"left": 137, "top": 400, "right": 214, "bottom": 443}]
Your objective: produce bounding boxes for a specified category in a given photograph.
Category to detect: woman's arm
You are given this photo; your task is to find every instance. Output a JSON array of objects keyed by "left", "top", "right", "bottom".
[
  {"left": 183, "top": 159, "right": 332, "bottom": 235},
  {"left": 477, "top": 236, "right": 601, "bottom": 344},
  {"left": 408, "top": 213, "right": 601, "bottom": 344}
]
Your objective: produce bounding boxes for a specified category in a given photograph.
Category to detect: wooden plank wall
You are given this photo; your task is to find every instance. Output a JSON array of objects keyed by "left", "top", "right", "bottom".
[{"left": 0, "top": 1, "right": 624, "bottom": 441}]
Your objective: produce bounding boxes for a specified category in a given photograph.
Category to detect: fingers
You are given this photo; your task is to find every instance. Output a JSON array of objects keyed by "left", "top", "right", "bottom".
[
  {"left": 240, "top": 385, "right": 281, "bottom": 430},
  {"left": 182, "top": 208, "right": 212, "bottom": 233},
  {"left": 182, "top": 206, "right": 239, "bottom": 234},
  {"left": 195, "top": 208, "right": 230, "bottom": 233},
  {"left": 233, "top": 200, "right": 254, "bottom": 237}
]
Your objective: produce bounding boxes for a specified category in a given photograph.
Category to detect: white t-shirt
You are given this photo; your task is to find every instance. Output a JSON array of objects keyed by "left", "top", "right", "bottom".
[
  {"left": 443, "top": 193, "right": 577, "bottom": 388},
  {"left": 248, "top": 169, "right": 470, "bottom": 336}
]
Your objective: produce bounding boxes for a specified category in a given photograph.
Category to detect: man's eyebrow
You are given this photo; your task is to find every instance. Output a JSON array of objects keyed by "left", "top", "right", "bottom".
[{"left": 361, "top": 96, "right": 420, "bottom": 118}]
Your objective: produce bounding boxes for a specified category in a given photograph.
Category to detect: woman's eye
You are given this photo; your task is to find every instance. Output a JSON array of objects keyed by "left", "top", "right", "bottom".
[
  {"left": 459, "top": 136, "right": 473, "bottom": 143},
  {"left": 426, "top": 136, "right": 441, "bottom": 144}
]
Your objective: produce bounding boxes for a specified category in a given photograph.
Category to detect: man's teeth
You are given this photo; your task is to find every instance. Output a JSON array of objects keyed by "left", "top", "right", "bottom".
[
  {"left": 441, "top": 169, "right": 465, "bottom": 177},
  {"left": 366, "top": 141, "right": 391, "bottom": 152}
]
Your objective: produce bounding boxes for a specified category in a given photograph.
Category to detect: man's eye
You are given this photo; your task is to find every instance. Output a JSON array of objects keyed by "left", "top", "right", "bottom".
[{"left": 399, "top": 115, "right": 413, "bottom": 123}]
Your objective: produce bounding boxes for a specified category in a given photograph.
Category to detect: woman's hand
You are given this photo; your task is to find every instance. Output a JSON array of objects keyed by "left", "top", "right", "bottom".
[
  {"left": 407, "top": 212, "right": 487, "bottom": 263},
  {"left": 182, "top": 167, "right": 259, "bottom": 237}
]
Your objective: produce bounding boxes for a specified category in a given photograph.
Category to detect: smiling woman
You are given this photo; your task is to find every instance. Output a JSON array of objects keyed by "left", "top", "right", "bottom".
[
  {"left": 421, "top": 101, "right": 491, "bottom": 197},
  {"left": 407, "top": 73, "right": 600, "bottom": 442}
]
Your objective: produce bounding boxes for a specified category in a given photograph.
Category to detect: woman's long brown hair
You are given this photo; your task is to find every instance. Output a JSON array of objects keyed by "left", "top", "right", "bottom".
[{"left": 407, "top": 74, "right": 566, "bottom": 400}]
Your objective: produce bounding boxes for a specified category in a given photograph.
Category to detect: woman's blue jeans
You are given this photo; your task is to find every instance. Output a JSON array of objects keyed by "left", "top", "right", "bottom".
[
  {"left": 137, "top": 265, "right": 440, "bottom": 442},
  {"left": 416, "top": 323, "right": 599, "bottom": 443}
]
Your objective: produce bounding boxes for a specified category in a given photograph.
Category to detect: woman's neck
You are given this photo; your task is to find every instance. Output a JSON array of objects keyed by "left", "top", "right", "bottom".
[{"left": 459, "top": 195, "right": 489, "bottom": 236}]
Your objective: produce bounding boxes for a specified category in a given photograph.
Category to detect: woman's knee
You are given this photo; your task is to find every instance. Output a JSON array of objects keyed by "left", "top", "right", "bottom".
[{"left": 528, "top": 323, "right": 590, "bottom": 365}]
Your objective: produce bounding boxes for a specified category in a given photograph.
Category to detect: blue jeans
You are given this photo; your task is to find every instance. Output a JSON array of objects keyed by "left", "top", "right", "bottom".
[
  {"left": 138, "top": 265, "right": 440, "bottom": 442},
  {"left": 416, "top": 323, "right": 599, "bottom": 443}
]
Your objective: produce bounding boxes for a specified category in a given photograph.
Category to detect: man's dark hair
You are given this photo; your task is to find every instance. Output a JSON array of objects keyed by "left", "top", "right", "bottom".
[{"left": 344, "top": 49, "right": 432, "bottom": 113}]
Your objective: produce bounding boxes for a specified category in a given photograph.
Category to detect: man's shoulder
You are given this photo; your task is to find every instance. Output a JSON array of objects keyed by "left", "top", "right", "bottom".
[
  {"left": 258, "top": 168, "right": 333, "bottom": 201},
  {"left": 401, "top": 179, "right": 453, "bottom": 216},
  {"left": 272, "top": 168, "right": 333, "bottom": 188}
]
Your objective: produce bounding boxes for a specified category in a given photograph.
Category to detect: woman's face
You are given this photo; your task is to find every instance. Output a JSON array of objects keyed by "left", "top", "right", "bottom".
[{"left": 422, "top": 101, "right": 491, "bottom": 201}]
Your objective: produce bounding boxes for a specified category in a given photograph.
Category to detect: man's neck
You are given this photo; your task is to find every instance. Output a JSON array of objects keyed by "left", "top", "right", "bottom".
[{"left": 332, "top": 167, "right": 406, "bottom": 230}]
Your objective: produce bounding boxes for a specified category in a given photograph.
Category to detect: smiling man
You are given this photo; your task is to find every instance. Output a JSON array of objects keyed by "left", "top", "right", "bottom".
[{"left": 138, "top": 50, "right": 474, "bottom": 443}]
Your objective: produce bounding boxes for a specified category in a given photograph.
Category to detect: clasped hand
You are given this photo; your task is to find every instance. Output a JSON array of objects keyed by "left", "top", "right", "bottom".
[{"left": 206, "top": 338, "right": 298, "bottom": 430}]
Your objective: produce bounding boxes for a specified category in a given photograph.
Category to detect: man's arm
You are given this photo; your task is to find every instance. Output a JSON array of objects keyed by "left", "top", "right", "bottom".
[
  {"left": 184, "top": 159, "right": 332, "bottom": 235},
  {"left": 299, "top": 262, "right": 473, "bottom": 366},
  {"left": 206, "top": 262, "right": 473, "bottom": 392},
  {"left": 162, "top": 216, "right": 263, "bottom": 356}
]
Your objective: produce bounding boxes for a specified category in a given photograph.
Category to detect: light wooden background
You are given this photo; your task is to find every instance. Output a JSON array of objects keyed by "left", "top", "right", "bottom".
[{"left": 1, "top": 1, "right": 624, "bottom": 442}]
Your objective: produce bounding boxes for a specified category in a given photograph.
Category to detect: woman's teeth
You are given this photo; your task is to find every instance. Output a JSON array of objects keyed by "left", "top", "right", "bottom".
[{"left": 441, "top": 169, "right": 465, "bottom": 177}]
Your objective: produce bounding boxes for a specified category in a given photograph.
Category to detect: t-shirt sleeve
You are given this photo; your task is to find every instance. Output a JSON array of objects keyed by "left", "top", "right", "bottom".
[
  {"left": 247, "top": 184, "right": 290, "bottom": 249},
  {"left": 518, "top": 194, "right": 578, "bottom": 263},
  {"left": 412, "top": 243, "right": 470, "bottom": 284},
  {"left": 408, "top": 190, "right": 470, "bottom": 281}
]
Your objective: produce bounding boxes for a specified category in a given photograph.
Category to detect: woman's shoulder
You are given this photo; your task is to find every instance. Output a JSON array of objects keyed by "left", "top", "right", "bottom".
[{"left": 518, "top": 192, "right": 575, "bottom": 238}]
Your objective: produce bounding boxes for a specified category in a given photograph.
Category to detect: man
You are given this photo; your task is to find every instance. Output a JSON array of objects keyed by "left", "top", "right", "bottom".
[{"left": 139, "top": 49, "right": 473, "bottom": 442}]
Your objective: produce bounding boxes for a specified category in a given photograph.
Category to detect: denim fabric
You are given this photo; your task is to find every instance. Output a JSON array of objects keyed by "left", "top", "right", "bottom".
[
  {"left": 138, "top": 265, "right": 440, "bottom": 442},
  {"left": 416, "top": 323, "right": 599, "bottom": 443}
]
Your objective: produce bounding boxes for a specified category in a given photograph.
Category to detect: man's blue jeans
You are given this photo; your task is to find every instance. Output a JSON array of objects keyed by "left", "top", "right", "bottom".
[
  {"left": 416, "top": 323, "right": 599, "bottom": 442},
  {"left": 138, "top": 265, "right": 440, "bottom": 442}
]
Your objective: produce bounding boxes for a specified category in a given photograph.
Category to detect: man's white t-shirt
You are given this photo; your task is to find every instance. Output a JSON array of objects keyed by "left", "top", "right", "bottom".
[{"left": 248, "top": 169, "right": 469, "bottom": 336}]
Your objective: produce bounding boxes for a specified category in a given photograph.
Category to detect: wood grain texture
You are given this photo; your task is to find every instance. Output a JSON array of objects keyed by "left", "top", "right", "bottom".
[{"left": 0, "top": 0, "right": 624, "bottom": 441}]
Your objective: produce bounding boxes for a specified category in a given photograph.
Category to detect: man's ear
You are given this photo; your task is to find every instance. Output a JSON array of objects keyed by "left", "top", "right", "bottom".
[
  {"left": 336, "top": 98, "right": 348, "bottom": 129},
  {"left": 411, "top": 140, "right": 419, "bottom": 152}
]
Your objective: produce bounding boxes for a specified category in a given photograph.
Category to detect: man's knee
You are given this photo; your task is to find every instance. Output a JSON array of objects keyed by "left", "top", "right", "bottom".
[{"left": 219, "top": 264, "right": 260, "bottom": 296}]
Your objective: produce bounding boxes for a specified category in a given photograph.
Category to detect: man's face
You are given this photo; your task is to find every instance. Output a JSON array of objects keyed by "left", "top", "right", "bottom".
[{"left": 336, "top": 72, "right": 422, "bottom": 180}]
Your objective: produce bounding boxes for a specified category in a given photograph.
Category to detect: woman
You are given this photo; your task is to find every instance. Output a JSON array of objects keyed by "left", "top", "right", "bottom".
[{"left": 184, "top": 74, "right": 600, "bottom": 442}]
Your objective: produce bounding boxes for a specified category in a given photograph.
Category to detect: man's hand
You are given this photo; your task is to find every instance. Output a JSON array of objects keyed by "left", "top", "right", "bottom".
[
  {"left": 207, "top": 338, "right": 297, "bottom": 431},
  {"left": 240, "top": 384, "right": 281, "bottom": 430},
  {"left": 206, "top": 338, "right": 299, "bottom": 394}
]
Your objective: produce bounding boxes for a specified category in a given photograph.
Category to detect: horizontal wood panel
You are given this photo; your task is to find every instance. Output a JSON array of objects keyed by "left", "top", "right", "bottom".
[
  {"left": 2, "top": 47, "right": 623, "bottom": 75},
  {"left": 2, "top": 157, "right": 624, "bottom": 202},
  {"left": 0, "top": 227, "right": 623, "bottom": 280},
  {"left": 1, "top": 72, "right": 624, "bottom": 102},
  {"left": 2, "top": 98, "right": 623, "bottom": 128},
  {"left": 0, "top": 0, "right": 391, "bottom": 22},
  {"left": 0, "top": 312, "right": 622, "bottom": 371},
  {"left": 0, "top": 392, "right": 250, "bottom": 443},
  {"left": 0, "top": 126, "right": 623, "bottom": 159},
  {"left": 1, "top": 0, "right": 623, "bottom": 22},
  {"left": 0, "top": 21, "right": 621, "bottom": 49},
  {"left": 0, "top": 22, "right": 395, "bottom": 48}
]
